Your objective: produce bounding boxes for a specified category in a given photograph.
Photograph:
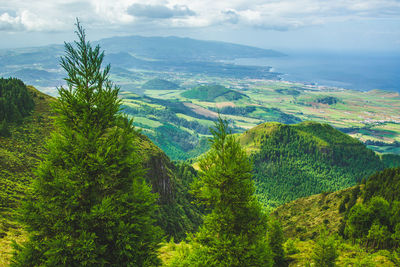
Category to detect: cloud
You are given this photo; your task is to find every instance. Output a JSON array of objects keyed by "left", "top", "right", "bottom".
[
  {"left": 221, "top": 10, "right": 240, "bottom": 24},
  {"left": 0, "top": 0, "right": 399, "bottom": 33},
  {"left": 127, "top": 4, "right": 195, "bottom": 19},
  {"left": 0, "top": 11, "right": 62, "bottom": 32},
  {"left": 0, "top": 13, "right": 23, "bottom": 31}
]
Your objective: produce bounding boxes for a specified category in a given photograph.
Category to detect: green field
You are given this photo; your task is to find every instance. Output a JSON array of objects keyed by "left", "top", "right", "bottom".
[{"left": 114, "top": 72, "right": 400, "bottom": 160}]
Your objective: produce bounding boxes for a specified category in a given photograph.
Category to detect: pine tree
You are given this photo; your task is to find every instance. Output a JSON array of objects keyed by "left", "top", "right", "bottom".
[
  {"left": 312, "top": 228, "right": 338, "bottom": 267},
  {"left": 182, "top": 117, "right": 272, "bottom": 266},
  {"left": 12, "top": 20, "right": 162, "bottom": 266},
  {"left": 268, "top": 219, "right": 286, "bottom": 266}
]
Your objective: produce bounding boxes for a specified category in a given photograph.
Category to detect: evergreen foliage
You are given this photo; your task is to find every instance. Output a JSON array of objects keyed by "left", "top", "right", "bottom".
[
  {"left": 343, "top": 168, "right": 400, "bottom": 251},
  {"left": 12, "top": 21, "right": 162, "bottom": 266},
  {"left": 268, "top": 219, "right": 286, "bottom": 267},
  {"left": 312, "top": 228, "right": 338, "bottom": 267},
  {"left": 364, "top": 168, "right": 400, "bottom": 203},
  {"left": 176, "top": 117, "right": 272, "bottom": 266},
  {"left": 242, "top": 122, "right": 383, "bottom": 207},
  {"left": 155, "top": 161, "right": 203, "bottom": 241},
  {"left": 0, "top": 77, "right": 34, "bottom": 123},
  {"left": 380, "top": 154, "right": 400, "bottom": 168}
]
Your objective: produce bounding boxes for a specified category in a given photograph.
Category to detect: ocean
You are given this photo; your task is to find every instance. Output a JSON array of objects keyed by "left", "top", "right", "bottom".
[{"left": 231, "top": 51, "right": 400, "bottom": 92}]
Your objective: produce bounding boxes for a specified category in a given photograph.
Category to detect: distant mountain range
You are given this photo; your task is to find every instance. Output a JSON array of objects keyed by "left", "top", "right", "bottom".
[
  {"left": 97, "top": 35, "right": 284, "bottom": 61},
  {"left": 0, "top": 36, "right": 284, "bottom": 91}
]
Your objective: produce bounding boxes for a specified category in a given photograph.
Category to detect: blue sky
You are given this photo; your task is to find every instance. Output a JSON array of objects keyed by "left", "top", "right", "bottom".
[{"left": 0, "top": 0, "right": 399, "bottom": 52}]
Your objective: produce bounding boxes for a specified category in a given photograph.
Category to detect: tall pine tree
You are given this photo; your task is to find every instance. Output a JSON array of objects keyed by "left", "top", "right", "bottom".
[
  {"left": 177, "top": 117, "right": 272, "bottom": 266},
  {"left": 12, "top": 21, "right": 162, "bottom": 266},
  {"left": 312, "top": 228, "right": 338, "bottom": 267}
]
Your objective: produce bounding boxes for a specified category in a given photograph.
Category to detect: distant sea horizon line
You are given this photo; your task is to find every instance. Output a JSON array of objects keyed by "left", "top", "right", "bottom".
[{"left": 229, "top": 51, "right": 400, "bottom": 93}]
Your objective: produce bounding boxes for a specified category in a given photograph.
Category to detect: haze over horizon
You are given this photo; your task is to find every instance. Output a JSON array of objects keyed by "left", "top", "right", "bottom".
[{"left": 1, "top": 0, "right": 399, "bottom": 53}]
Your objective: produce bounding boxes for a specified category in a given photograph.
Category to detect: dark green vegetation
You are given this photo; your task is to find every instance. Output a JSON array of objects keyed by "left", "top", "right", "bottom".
[
  {"left": 341, "top": 168, "right": 400, "bottom": 250},
  {"left": 181, "top": 84, "right": 247, "bottom": 102},
  {"left": 135, "top": 133, "right": 203, "bottom": 241},
  {"left": 0, "top": 78, "right": 34, "bottom": 127},
  {"left": 267, "top": 219, "right": 286, "bottom": 266},
  {"left": 273, "top": 168, "right": 400, "bottom": 266},
  {"left": 168, "top": 118, "right": 273, "bottom": 266},
  {"left": 12, "top": 22, "right": 163, "bottom": 266},
  {"left": 380, "top": 153, "right": 400, "bottom": 168},
  {"left": 240, "top": 121, "right": 385, "bottom": 207},
  {"left": 141, "top": 78, "right": 180, "bottom": 90},
  {"left": 315, "top": 96, "right": 339, "bottom": 105}
]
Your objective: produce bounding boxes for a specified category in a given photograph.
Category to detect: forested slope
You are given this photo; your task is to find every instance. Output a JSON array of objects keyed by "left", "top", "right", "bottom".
[
  {"left": 239, "top": 121, "right": 385, "bottom": 207},
  {"left": 0, "top": 82, "right": 202, "bottom": 264},
  {"left": 273, "top": 168, "right": 400, "bottom": 266}
]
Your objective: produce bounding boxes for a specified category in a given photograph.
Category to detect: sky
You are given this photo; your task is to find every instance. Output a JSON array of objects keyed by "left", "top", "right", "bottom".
[{"left": 0, "top": 0, "right": 399, "bottom": 52}]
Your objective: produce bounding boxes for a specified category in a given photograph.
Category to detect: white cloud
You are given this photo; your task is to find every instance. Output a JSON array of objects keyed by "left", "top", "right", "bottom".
[
  {"left": 0, "top": 0, "right": 399, "bottom": 33},
  {"left": 0, "top": 13, "right": 22, "bottom": 31}
]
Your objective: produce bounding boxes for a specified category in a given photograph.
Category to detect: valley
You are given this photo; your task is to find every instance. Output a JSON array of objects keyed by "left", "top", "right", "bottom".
[
  {"left": 1, "top": 33, "right": 400, "bottom": 266},
  {"left": 2, "top": 82, "right": 400, "bottom": 265},
  {"left": 118, "top": 74, "right": 400, "bottom": 160},
  {"left": 1, "top": 36, "right": 399, "bottom": 160}
]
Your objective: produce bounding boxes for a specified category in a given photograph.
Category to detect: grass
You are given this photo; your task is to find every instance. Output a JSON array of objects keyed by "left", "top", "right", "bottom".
[
  {"left": 0, "top": 86, "right": 55, "bottom": 265},
  {"left": 113, "top": 70, "right": 400, "bottom": 159},
  {"left": 0, "top": 226, "right": 27, "bottom": 266},
  {"left": 272, "top": 187, "right": 351, "bottom": 241}
]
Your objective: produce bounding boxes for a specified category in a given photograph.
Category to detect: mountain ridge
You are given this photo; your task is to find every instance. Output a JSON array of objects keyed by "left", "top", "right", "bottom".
[{"left": 97, "top": 35, "right": 285, "bottom": 60}]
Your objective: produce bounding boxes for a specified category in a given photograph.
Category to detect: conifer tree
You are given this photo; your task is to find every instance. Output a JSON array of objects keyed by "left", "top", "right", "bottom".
[
  {"left": 182, "top": 117, "right": 272, "bottom": 266},
  {"left": 12, "top": 20, "right": 162, "bottom": 266},
  {"left": 268, "top": 219, "right": 286, "bottom": 266},
  {"left": 312, "top": 228, "right": 338, "bottom": 267}
]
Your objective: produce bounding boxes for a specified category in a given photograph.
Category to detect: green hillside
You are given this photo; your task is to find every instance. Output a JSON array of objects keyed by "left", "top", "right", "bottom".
[
  {"left": 181, "top": 84, "right": 247, "bottom": 102},
  {"left": 142, "top": 78, "right": 180, "bottom": 90},
  {"left": 339, "top": 168, "right": 400, "bottom": 252},
  {"left": 0, "top": 84, "right": 202, "bottom": 265},
  {"left": 273, "top": 168, "right": 400, "bottom": 266},
  {"left": 239, "top": 121, "right": 385, "bottom": 208},
  {"left": 0, "top": 85, "right": 55, "bottom": 264}
]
